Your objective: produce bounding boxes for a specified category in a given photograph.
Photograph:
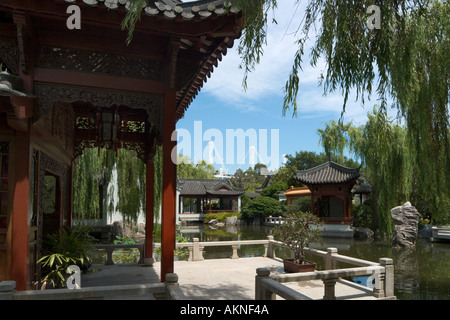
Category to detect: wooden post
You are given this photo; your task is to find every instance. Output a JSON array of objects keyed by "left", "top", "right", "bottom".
[
  {"left": 11, "top": 130, "right": 31, "bottom": 290},
  {"left": 161, "top": 88, "right": 177, "bottom": 282},
  {"left": 144, "top": 160, "right": 155, "bottom": 266},
  {"left": 161, "top": 38, "right": 179, "bottom": 282}
]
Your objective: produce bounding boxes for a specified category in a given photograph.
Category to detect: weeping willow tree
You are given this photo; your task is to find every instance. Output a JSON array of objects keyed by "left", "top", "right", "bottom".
[
  {"left": 235, "top": 0, "right": 449, "bottom": 226},
  {"left": 73, "top": 146, "right": 163, "bottom": 224},
  {"left": 318, "top": 107, "right": 444, "bottom": 238},
  {"left": 121, "top": 1, "right": 449, "bottom": 225},
  {"left": 73, "top": 148, "right": 115, "bottom": 219}
]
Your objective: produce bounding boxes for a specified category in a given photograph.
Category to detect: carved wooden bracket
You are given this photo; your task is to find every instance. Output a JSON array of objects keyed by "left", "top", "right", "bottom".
[
  {"left": 13, "top": 12, "right": 33, "bottom": 75},
  {"left": 167, "top": 38, "right": 181, "bottom": 90}
]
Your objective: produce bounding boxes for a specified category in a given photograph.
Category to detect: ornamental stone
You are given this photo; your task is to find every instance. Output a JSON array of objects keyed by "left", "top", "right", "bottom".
[{"left": 391, "top": 202, "right": 421, "bottom": 248}]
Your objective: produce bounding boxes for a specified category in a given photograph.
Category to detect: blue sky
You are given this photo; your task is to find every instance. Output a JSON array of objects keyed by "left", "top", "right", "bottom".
[{"left": 176, "top": 2, "right": 380, "bottom": 173}]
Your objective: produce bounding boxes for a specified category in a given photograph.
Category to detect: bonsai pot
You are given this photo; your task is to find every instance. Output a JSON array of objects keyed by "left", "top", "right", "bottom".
[{"left": 283, "top": 259, "right": 315, "bottom": 273}]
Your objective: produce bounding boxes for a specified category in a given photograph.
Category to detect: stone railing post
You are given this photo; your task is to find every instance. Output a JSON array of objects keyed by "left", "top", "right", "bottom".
[
  {"left": 165, "top": 273, "right": 186, "bottom": 300},
  {"left": 192, "top": 238, "right": 204, "bottom": 261},
  {"left": 325, "top": 247, "right": 338, "bottom": 270},
  {"left": 377, "top": 258, "right": 395, "bottom": 299},
  {"left": 231, "top": 244, "right": 239, "bottom": 259},
  {"left": 265, "top": 236, "right": 275, "bottom": 258},
  {"left": 0, "top": 281, "right": 16, "bottom": 300},
  {"left": 138, "top": 245, "right": 145, "bottom": 264},
  {"left": 322, "top": 278, "right": 338, "bottom": 300},
  {"left": 105, "top": 247, "right": 114, "bottom": 265},
  {"left": 255, "top": 268, "right": 275, "bottom": 300}
]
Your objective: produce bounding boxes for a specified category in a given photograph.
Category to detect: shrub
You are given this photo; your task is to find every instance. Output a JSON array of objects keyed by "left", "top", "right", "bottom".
[
  {"left": 288, "top": 197, "right": 312, "bottom": 214},
  {"left": 273, "top": 210, "right": 323, "bottom": 264},
  {"left": 204, "top": 212, "right": 242, "bottom": 223},
  {"left": 38, "top": 226, "right": 95, "bottom": 288},
  {"left": 241, "top": 196, "right": 283, "bottom": 222},
  {"left": 352, "top": 198, "right": 373, "bottom": 228}
]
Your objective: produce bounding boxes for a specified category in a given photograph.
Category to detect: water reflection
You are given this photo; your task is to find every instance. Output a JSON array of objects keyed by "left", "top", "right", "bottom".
[{"left": 180, "top": 223, "right": 450, "bottom": 300}]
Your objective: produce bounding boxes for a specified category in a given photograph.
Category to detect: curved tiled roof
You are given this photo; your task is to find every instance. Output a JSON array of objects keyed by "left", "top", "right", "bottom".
[
  {"left": 60, "top": 0, "right": 242, "bottom": 120},
  {"left": 63, "top": 0, "right": 239, "bottom": 20},
  {"left": 294, "top": 161, "right": 360, "bottom": 185},
  {"left": 178, "top": 178, "right": 245, "bottom": 196}
]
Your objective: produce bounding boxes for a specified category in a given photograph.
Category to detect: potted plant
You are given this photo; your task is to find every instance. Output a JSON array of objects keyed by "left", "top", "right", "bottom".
[{"left": 273, "top": 209, "right": 323, "bottom": 273}]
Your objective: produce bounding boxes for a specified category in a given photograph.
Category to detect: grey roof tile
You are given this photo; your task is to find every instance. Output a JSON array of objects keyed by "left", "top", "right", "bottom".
[
  {"left": 64, "top": 0, "right": 238, "bottom": 21},
  {"left": 294, "top": 161, "right": 360, "bottom": 185},
  {"left": 178, "top": 178, "right": 244, "bottom": 196}
]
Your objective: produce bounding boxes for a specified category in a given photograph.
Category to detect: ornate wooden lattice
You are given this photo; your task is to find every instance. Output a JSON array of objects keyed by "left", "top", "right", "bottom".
[
  {"left": 73, "top": 106, "right": 152, "bottom": 162},
  {"left": 34, "top": 83, "right": 161, "bottom": 127},
  {"left": 37, "top": 46, "right": 162, "bottom": 81},
  {"left": 0, "top": 38, "right": 19, "bottom": 75}
]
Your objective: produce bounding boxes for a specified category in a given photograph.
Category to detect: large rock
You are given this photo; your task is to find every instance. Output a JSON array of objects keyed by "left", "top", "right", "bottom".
[
  {"left": 226, "top": 216, "right": 238, "bottom": 226},
  {"left": 391, "top": 202, "right": 421, "bottom": 248},
  {"left": 354, "top": 227, "right": 374, "bottom": 240},
  {"left": 111, "top": 220, "right": 146, "bottom": 242}
]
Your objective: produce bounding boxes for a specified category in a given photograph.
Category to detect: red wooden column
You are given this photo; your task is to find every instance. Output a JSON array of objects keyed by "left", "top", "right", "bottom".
[
  {"left": 11, "top": 130, "right": 31, "bottom": 290},
  {"left": 144, "top": 160, "right": 155, "bottom": 265},
  {"left": 161, "top": 88, "right": 177, "bottom": 282},
  {"left": 10, "top": 12, "right": 34, "bottom": 290},
  {"left": 160, "top": 39, "right": 180, "bottom": 282}
]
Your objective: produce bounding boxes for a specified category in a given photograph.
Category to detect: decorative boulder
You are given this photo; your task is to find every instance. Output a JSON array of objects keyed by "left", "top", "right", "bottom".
[
  {"left": 391, "top": 202, "right": 421, "bottom": 248},
  {"left": 225, "top": 216, "right": 238, "bottom": 226},
  {"left": 354, "top": 227, "right": 374, "bottom": 240}
]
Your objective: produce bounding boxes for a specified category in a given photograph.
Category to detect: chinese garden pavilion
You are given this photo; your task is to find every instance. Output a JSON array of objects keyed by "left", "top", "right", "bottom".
[
  {"left": 178, "top": 178, "right": 244, "bottom": 214},
  {"left": 0, "top": 0, "right": 242, "bottom": 290},
  {"left": 293, "top": 160, "right": 360, "bottom": 226}
]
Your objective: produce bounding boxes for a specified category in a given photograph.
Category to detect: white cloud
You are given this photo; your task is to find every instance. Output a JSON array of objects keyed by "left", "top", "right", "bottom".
[{"left": 200, "top": 2, "right": 394, "bottom": 126}]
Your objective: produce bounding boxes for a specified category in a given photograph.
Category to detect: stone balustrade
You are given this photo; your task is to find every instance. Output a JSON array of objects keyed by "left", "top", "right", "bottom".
[
  {"left": 0, "top": 273, "right": 185, "bottom": 300},
  {"left": 263, "top": 216, "right": 285, "bottom": 226},
  {"left": 255, "top": 247, "right": 395, "bottom": 300}
]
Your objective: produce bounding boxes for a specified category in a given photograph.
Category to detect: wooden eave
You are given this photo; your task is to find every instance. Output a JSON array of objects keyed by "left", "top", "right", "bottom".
[{"left": 0, "top": 0, "right": 242, "bottom": 120}]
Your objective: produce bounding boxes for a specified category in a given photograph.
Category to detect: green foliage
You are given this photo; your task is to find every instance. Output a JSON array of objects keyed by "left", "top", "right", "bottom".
[
  {"left": 121, "top": 0, "right": 148, "bottom": 44},
  {"left": 177, "top": 155, "right": 215, "bottom": 179},
  {"left": 234, "top": 1, "right": 449, "bottom": 228},
  {"left": 73, "top": 147, "right": 159, "bottom": 224},
  {"left": 241, "top": 196, "right": 283, "bottom": 221},
  {"left": 273, "top": 210, "right": 323, "bottom": 264},
  {"left": 38, "top": 226, "right": 95, "bottom": 288},
  {"left": 317, "top": 107, "right": 424, "bottom": 237},
  {"left": 113, "top": 236, "right": 136, "bottom": 245},
  {"left": 285, "top": 150, "right": 359, "bottom": 171},
  {"left": 37, "top": 253, "right": 79, "bottom": 289},
  {"left": 270, "top": 166, "right": 297, "bottom": 188},
  {"left": 73, "top": 148, "right": 114, "bottom": 219},
  {"left": 288, "top": 197, "right": 312, "bottom": 214},
  {"left": 203, "top": 212, "right": 242, "bottom": 224},
  {"left": 352, "top": 198, "right": 374, "bottom": 229},
  {"left": 260, "top": 181, "right": 288, "bottom": 199},
  {"left": 115, "top": 148, "right": 146, "bottom": 223},
  {"left": 230, "top": 166, "right": 267, "bottom": 192}
]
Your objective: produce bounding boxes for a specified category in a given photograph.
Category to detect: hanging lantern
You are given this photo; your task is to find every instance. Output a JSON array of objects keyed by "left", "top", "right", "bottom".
[{"left": 97, "top": 108, "right": 120, "bottom": 149}]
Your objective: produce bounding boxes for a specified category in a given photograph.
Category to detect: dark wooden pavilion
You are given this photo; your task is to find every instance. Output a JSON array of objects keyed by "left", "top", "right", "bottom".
[
  {"left": 0, "top": 0, "right": 242, "bottom": 290},
  {"left": 178, "top": 178, "right": 244, "bottom": 214},
  {"left": 294, "top": 160, "right": 360, "bottom": 225}
]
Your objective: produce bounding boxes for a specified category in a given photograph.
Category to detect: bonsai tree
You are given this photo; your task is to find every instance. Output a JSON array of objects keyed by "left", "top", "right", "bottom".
[{"left": 273, "top": 210, "right": 323, "bottom": 265}]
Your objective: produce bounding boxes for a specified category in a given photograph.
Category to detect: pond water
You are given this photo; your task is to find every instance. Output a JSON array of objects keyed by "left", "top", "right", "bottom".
[{"left": 179, "top": 223, "right": 450, "bottom": 300}]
